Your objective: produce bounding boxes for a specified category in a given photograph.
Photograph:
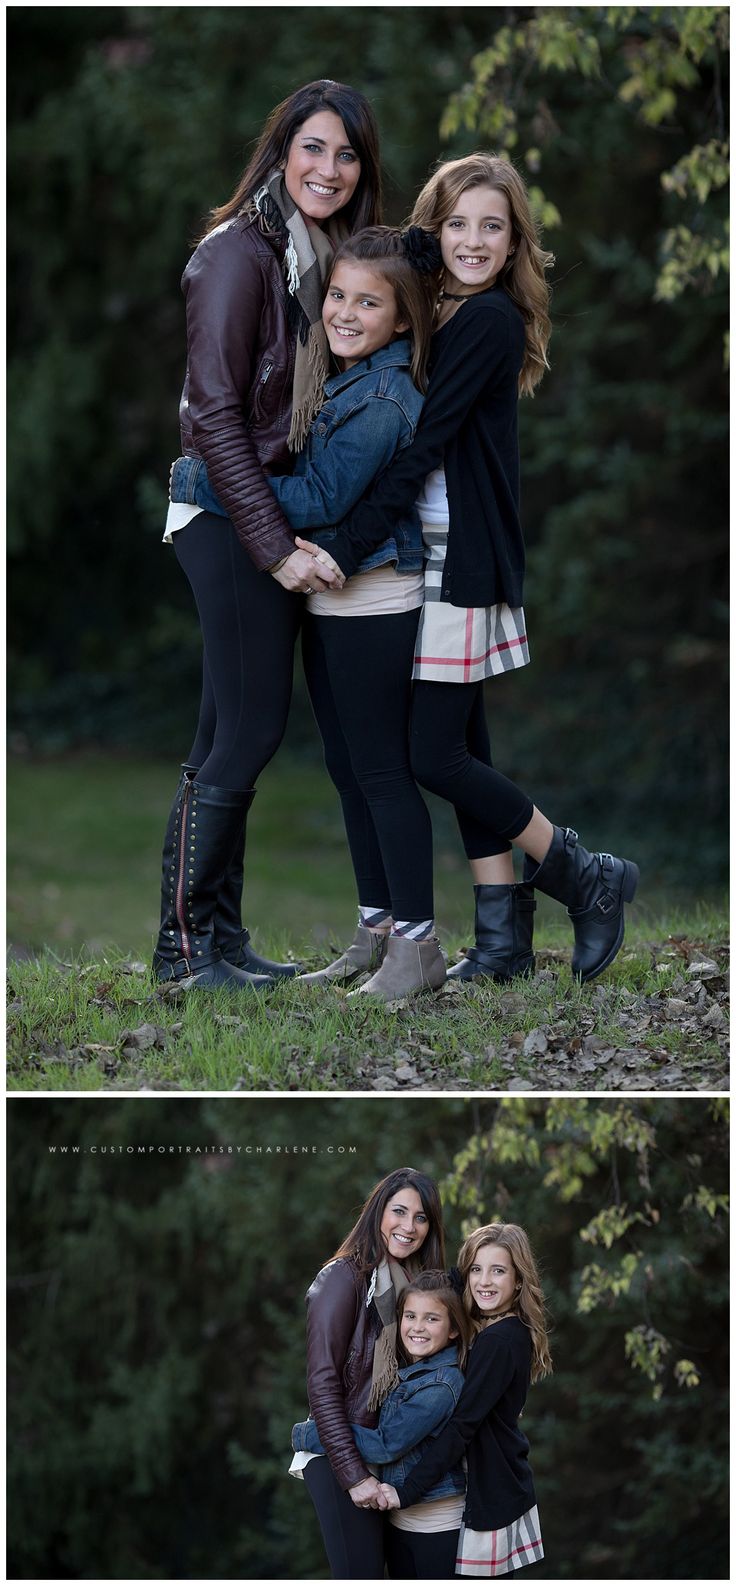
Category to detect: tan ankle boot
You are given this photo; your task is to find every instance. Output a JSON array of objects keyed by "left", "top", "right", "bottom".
[
  {"left": 298, "top": 925, "right": 388, "bottom": 986},
  {"left": 350, "top": 934, "right": 446, "bottom": 1002}
]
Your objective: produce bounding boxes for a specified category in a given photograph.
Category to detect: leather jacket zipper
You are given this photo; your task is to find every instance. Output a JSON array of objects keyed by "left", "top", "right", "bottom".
[{"left": 176, "top": 779, "right": 193, "bottom": 961}]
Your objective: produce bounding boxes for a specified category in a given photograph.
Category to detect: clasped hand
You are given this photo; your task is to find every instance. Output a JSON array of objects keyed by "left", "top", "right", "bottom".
[
  {"left": 271, "top": 536, "right": 345, "bottom": 594},
  {"left": 347, "top": 1477, "right": 400, "bottom": 1510}
]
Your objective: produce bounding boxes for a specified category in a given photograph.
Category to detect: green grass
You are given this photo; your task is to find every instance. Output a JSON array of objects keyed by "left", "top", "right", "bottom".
[{"left": 7, "top": 754, "right": 729, "bottom": 1092}]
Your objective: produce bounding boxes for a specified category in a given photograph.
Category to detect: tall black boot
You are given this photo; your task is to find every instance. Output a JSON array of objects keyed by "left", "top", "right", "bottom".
[
  {"left": 215, "top": 792, "right": 302, "bottom": 978},
  {"left": 447, "top": 883, "right": 536, "bottom": 982},
  {"left": 153, "top": 778, "right": 273, "bottom": 990},
  {"left": 523, "top": 826, "right": 639, "bottom": 983}
]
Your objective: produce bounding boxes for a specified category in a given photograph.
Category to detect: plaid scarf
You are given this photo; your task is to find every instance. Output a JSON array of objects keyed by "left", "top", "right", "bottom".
[
  {"left": 248, "top": 169, "right": 349, "bottom": 450},
  {"left": 365, "top": 1256, "right": 413, "bottom": 1412}
]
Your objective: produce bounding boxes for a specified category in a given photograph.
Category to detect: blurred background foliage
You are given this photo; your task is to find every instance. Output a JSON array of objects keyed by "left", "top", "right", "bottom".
[
  {"left": 7, "top": 1096, "right": 728, "bottom": 1579},
  {"left": 7, "top": 5, "right": 728, "bottom": 899}
]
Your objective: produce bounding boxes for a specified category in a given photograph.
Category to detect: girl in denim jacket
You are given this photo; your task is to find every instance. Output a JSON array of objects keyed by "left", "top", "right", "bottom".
[
  {"left": 293, "top": 1272, "right": 473, "bottom": 1579},
  {"left": 376, "top": 1223, "right": 553, "bottom": 1579},
  {"left": 181, "top": 226, "right": 449, "bottom": 1001}
]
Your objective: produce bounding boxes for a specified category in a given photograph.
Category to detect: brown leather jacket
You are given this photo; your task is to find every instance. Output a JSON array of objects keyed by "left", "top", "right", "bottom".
[
  {"left": 306, "top": 1257, "right": 380, "bottom": 1491},
  {"left": 179, "top": 215, "right": 297, "bottom": 571}
]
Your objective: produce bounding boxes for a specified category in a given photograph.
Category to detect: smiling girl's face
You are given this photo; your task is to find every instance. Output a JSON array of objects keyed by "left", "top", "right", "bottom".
[
  {"left": 440, "top": 183, "right": 514, "bottom": 296},
  {"left": 378, "top": 1185, "right": 429, "bottom": 1261},
  {"left": 323, "top": 260, "right": 408, "bottom": 367},
  {"left": 283, "top": 110, "right": 361, "bottom": 223},
  {"left": 468, "top": 1242, "right": 517, "bottom": 1315},
  {"left": 400, "top": 1295, "right": 456, "bottom": 1361}
]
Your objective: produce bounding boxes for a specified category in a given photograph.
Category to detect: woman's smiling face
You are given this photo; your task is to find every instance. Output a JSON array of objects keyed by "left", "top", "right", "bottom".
[
  {"left": 468, "top": 1243, "right": 517, "bottom": 1315},
  {"left": 379, "top": 1186, "right": 429, "bottom": 1261},
  {"left": 283, "top": 110, "right": 361, "bottom": 222}
]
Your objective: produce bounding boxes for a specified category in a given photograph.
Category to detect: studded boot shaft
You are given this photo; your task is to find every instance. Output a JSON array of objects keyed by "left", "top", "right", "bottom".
[{"left": 153, "top": 778, "right": 273, "bottom": 990}]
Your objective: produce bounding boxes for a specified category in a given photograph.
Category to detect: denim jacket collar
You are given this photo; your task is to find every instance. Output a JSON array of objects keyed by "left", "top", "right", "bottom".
[
  {"left": 324, "top": 337, "right": 413, "bottom": 399},
  {"left": 399, "top": 1343, "right": 460, "bottom": 1381}
]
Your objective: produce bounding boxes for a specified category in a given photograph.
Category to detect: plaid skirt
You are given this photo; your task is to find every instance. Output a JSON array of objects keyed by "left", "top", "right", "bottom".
[
  {"left": 455, "top": 1505, "right": 544, "bottom": 1577},
  {"left": 412, "top": 523, "right": 530, "bottom": 684}
]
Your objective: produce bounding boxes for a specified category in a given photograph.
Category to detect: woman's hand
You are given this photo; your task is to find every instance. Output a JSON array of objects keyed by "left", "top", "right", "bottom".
[
  {"left": 295, "top": 535, "right": 346, "bottom": 586},
  {"left": 378, "top": 1483, "right": 400, "bottom": 1509},
  {"left": 270, "top": 547, "right": 342, "bottom": 593},
  {"left": 347, "top": 1475, "right": 389, "bottom": 1509}
]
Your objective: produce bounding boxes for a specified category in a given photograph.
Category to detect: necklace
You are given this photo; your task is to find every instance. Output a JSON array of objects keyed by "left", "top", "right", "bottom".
[
  {"left": 441, "top": 290, "right": 476, "bottom": 301},
  {"left": 480, "top": 1308, "right": 518, "bottom": 1328}
]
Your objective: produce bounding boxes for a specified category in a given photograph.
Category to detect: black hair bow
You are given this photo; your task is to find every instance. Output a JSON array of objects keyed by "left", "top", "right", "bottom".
[{"left": 402, "top": 225, "right": 443, "bottom": 274}]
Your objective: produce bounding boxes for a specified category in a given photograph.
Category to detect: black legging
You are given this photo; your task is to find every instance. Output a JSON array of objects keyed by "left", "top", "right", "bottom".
[
  {"left": 303, "top": 1456, "right": 385, "bottom": 1580},
  {"left": 411, "top": 679, "right": 534, "bottom": 853},
  {"left": 385, "top": 1521, "right": 461, "bottom": 1578},
  {"left": 174, "top": 513, "right": 302, "bottom": 789},
  {"left": 302, "top": 609, "right": 435, "bottom": 921}
]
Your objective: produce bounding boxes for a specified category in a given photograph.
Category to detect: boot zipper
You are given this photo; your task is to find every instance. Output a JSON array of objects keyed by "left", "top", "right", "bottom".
[{"left": 176, "top": 779, "right": 193, "bottom": 962}]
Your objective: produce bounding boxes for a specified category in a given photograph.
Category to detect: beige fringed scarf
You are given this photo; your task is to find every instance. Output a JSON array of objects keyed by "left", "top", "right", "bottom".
[
  {"left": 366, "top": 1256, "right": 414, "bottom": 1413},
  {"left": 247, "top": 169, "right": 349, "bottom": 450}
]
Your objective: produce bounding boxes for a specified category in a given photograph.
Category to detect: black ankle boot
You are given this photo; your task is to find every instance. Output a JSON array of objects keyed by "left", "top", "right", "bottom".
[
  {"left": 447, "top": 884, "right": 536, "bottom": 982},
  {"left": 215, "top": 793, "right": 302, "bottom": 978},
  {"left": 153, "top": 778, "right": 273, "bottom": 991},
  {"left": 523, "top": 826, "right": 639, "bottom": 983}
]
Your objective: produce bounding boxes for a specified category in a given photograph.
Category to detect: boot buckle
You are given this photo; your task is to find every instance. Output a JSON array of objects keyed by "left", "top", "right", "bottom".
[{"left": 596, "top": 891, "right": 615, "bottom": 915}]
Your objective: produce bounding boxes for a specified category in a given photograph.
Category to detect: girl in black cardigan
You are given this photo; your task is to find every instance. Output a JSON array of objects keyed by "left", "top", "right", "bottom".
[
  {"left": 323, "top": 155, "right": 638, "bottom": 989},
  {"left": 373, "top": 1221, "right": 552, "bottom": 1578}
]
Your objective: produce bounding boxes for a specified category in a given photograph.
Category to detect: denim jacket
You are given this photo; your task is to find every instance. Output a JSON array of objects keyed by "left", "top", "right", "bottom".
[
  {"left": 169, "top": 339, "right": 425, "bottom": 575},
  {"left": 292, "top": 1344, "right": 466, "bottom": 1501}
]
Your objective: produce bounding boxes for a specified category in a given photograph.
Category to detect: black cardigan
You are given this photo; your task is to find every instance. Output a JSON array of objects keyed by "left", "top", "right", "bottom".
[
  {"left": 394, "top": 1316, "right": 537, "bottom": 1531},
  {"left": 322, "top": 288, "right": 527, "bottom": 608}
]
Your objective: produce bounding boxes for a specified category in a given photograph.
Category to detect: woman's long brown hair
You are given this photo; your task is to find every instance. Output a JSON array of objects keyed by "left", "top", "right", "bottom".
[
  {"left": 204, "top": 79, "right": 382, "bottom": 238},
  {"left": 329, "top": 1168, "right": 445, "bottom": 1276}
]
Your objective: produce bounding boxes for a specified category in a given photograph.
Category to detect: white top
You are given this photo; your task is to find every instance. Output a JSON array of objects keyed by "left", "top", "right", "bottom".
[
  {"left": 415, "top": 465, "right": 449, "bottom": 525},
  {"left": 307, "top": 563, "right": 424, "bottom": 617},
  {"left": 390, "top": 1491, "right": 466, "bottom": 1533},
  {"left": 163, "top": 500, "right": 203, "bottom": 543}
]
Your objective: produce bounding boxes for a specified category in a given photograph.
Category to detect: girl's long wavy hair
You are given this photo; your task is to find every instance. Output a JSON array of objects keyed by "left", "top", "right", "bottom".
[
  {"left": 327, "top": 227, "right": 436, "bottom": 391},
  {"left": 204, "top": 79, "right": 382, "bottom": 238},
  {"left": 328, "top": 1168, "right": 445, "bottom": 1277},
  {"left": 458, "top": 1222, "right": 553, "bottom": 1382},
  {"left": 410, "top": 153, "right": 554, "bottom": 396},
  {"left": 397, "top": 1269, "right": 473, "bottom": 1371}
]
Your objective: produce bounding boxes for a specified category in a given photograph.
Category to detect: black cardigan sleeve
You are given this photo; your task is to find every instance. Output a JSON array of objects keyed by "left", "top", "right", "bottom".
[
  {"left": 393, "top": 1328, "right": 517, "bottom": 1509},
  {"left": 323, "top": 298, "right": 512, "bottom": 578}
]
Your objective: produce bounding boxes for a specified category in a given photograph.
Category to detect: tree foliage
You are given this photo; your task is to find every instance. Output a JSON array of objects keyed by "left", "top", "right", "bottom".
[{"left": 7, "top": 1098, "right": 728, "bottom": 1579}]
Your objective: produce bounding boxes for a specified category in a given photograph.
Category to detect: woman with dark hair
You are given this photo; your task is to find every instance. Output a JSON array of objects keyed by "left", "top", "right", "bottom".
[
  {"left": 289, "top": 1168, "right": 445, "bottom": 1579},
  {"left": 152, "top": 80, "right": 382, "bottom": 991}
]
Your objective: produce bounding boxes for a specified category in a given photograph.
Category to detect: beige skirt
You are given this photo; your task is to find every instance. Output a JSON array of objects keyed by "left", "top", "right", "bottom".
[
  {"left": 456, "top": 1505, "right": 544, "bottom": 1577},
  {"left": 412, "top": 522, "right": 530, "bottom": 684}
]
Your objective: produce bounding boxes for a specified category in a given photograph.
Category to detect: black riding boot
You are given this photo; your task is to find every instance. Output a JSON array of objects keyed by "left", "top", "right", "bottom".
[
  {"left": 523, "top": 825, "right": 639, "bottom": 983},
  {"left": 214, "top": 793, "right": 302, "bottom": 977},
  {"left": 447, "top": 883, "right": 536, "bottom": 982},
  {"left": 153, "top": 777, "right": 273, "bottom": 990}
]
